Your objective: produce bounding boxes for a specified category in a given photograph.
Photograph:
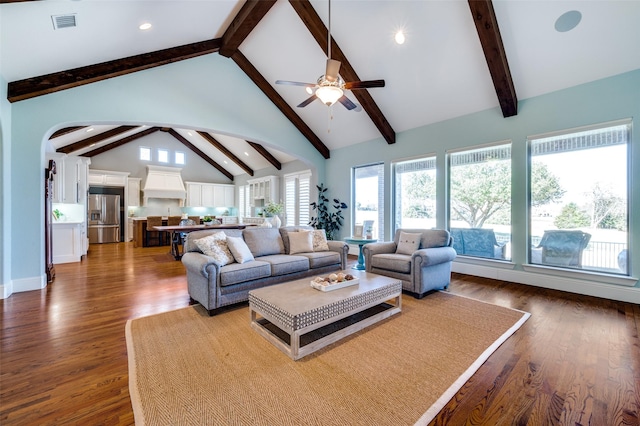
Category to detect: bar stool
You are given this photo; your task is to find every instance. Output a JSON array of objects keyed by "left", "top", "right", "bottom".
[
  {"left": 167, "top": 216, "right": 182, "bottom": 254},
  {"left": 188, "top": 216, "right": 201, "bottom": 224},
  {"left": 145, "top": 216, "right": 163, "bottom": 247}
]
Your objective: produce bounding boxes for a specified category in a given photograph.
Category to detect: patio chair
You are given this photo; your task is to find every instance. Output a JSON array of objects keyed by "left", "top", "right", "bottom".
[{"left": 536, "top": 230, "right": 591, "bottom": 267}]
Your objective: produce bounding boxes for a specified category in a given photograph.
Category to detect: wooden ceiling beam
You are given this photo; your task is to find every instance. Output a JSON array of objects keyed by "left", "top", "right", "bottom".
[
  {"left": 167, "top": 129, "right": 234, "bottom": 181},
  {"left": 231, "top": 50, "right": 330, "bottom": 159},
  {"left": 49, "top": 126, "right": 88, "bottom": 139},
  {"left": 56, "top": 125, "right": 139, "bottom": 154},
  {"left": 197, "top": 131, "right": 254, "bottom": 176},
  {"left": 7, "top": 39, "right": 222, "bottom": 103},
  {"left": 83, "top": 127, "right": 161, "bottom": 157},
  {"left": 468, "top": 0, "right": 517, "bottom": 117},
  {"left": 219, "top": 0, "right": 277, "bottom": 58},
  {"left": 288, "top": 0, "right": 396, "bottom": 145},
  {"left": 247, "top": 141, "right": 282, "bottom": 170}
]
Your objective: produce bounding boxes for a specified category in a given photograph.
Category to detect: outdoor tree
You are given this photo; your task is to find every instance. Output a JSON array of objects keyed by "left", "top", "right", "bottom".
[
  {"left": 554, "top": 202, "right": 590, "bottom": 228},
  {"left": 451, "top": 161, "right": 564, "bottom": 228},
  {"left": 402, "top": 171, "right": 435, "bottom": 218},
  {"left": 586, "top": 183, "right": 626, "bottom": 230},
  {"left": 450, "top": 160, "right": 511, "bottom": 228}
]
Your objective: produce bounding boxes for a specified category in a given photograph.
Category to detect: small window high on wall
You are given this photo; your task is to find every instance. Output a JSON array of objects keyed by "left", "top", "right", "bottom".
[
  {"left": 528, "top": 120, "right": 630, "bottom": 275},
  {"left": 448, "top": 142, "right": 512, "bottom": 260}
]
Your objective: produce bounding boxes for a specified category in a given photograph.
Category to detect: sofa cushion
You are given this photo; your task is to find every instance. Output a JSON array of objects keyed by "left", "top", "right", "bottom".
[
  {"left": 279, "top": 226, "right": 314, "bottom": 254},
  {"left": 298, "top": 251, "right": 341, "bottom": 269},
  {"left": 243, "top": 227, "right": 284, "bottom": 257},
  {"left": 227, "top": 236, "right": 255, "bottom": 264},
  {"left": 259, "top": 254, "right": 309, "bottom": 276},
  {"left": 219, "top": 261, "right": 271, "bottom": 286},
  {"left": 312, "top": 229, "right": 330, "bottom": 251},
  {"left": 289, "top": 231, "right": 314, "bottom": 254},
  {"left": 396, "top": 231, "right": 422, "bottom": 255},
  {"left": 194, "top": 232, "right": 235, "bottom": 266},
  {"left": 370, "top": 253, "right": 412, "bottom": 273}
]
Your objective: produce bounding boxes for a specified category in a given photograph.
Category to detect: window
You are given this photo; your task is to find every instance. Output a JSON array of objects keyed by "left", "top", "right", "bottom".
[
  {"left": 393, "top": 156, "right": 437, "bottom": 231},
  {"left": 353, "top": 163, "right": 384, "bottom": 240},
  {"left": 139, "top": 146, "right": 151, "bottom": 161},
  {"left": 528, "top": 121, "right": 629, "bottom": 274},
  {"left": 238, "top": 185, "right": 250, "bottom": 220},
  {"left": 284, "top": 171, "right": 311, "bottom": 226},
  {"left": 158, "top": 149, "right": 169, "bottom": 163},
  {"left": 175, "top": 151, "right": 185, "bottom": 165},
  {"left": 448, "top": 143, "right": 512, "bottom": 260}
]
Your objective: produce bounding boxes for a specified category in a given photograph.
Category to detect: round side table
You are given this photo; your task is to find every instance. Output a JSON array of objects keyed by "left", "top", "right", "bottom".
[{"left": 344, "top": 237, "right": 378, "bottom": 270}]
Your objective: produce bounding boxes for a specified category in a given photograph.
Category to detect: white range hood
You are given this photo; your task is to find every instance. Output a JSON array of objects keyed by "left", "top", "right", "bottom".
[{"left": 142, "top": 165, "right": 187, "bottom": 206}]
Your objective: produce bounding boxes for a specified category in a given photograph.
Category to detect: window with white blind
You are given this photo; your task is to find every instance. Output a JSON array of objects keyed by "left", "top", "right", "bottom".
[
  {"left": 353, "top": 163, "right": 384, "bottom": 240},
  {"left": 284, "top": 171, "right": 311, "bottom": 226},
  {"left": 393, "top": 156, "right": 437, "bottom": 232},
  {"left": 238, "top": 185, "right": 250, "bottom": 220},
  {"left": 448, "top": 142, "right": 512, "bottom": 260},
  {"left": 528, "top": 120, "right": 630, "bottom": 274}
]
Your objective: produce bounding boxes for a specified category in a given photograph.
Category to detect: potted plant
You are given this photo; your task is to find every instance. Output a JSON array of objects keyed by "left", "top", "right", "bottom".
[
  {"left": 203, "top": 216, "right": 213, "bottom": 226},
  {"left": 309, "top": 183, "right": 348, "bottom": 240},
  {"left": 263, "top": 201, "right": 284, "bottom": 228}
]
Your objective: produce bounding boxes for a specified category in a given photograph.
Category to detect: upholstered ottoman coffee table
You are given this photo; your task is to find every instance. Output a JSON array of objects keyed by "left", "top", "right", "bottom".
[{"left": 248, "top": 271, "right": 402, "bottom": 360}]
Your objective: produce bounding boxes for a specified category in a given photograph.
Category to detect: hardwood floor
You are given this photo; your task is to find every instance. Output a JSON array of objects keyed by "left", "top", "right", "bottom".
[{"left": 1, "top": 242, "right": 638, "bottom": 425}]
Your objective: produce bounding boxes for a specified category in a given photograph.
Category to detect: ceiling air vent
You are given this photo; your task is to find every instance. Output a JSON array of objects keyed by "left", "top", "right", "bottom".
[{"left": 51, "top": 14, "right": 77, "bottom": 30}]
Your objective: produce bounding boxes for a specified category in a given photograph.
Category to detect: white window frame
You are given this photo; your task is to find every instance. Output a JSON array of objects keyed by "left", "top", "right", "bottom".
[
  {"left": 158, "top": 149, "right": 169, "bottom": 163},
  {"left": 139, "top": 146, "right": 151, "bottom": 161},
  {"left": 175, "top": 151, "right": 185, "bottom": 165},
  {"left": 284, "top": 170, "right": 311, "bottom": 226}
]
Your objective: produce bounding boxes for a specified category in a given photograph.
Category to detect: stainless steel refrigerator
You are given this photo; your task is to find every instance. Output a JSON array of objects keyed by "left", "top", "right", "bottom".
[{"left": 88, "top": 194, "right": 120, "bottom": 243}]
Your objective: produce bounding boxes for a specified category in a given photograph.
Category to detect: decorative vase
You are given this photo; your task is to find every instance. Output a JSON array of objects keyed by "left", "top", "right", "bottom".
[{"left": 271, "top": 215, "right": 281, "bottom": 228}]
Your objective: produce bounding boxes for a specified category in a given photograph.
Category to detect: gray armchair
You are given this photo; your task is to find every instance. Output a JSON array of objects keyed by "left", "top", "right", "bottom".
[
  {"left": 363, "top": 228, "right": 456, "bottom": 299},
  {"left": 534, "top": 230, "right": 591, "bottom": 267}
]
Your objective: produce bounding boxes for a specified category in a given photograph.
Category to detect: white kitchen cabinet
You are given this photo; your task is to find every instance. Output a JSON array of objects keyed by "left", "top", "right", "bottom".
[
  {"left": 52, "top": 222, "right": 83, "bottom": 264},
  {"left": 127, "top": 218, "right": 134, "bottom": 242},
  {"left": 46, "top": 154, "right": 90, "bottom": 204},
  {"left": 127, "top": 178, "right": 141, "bottom": 207},
  {"left": 88, "top": 170, "right": 129, "bottom": 187},
  {"left": 247, "top": 176, "right": 279, "bottom": 207},
  {"left": 185, "top": 182, "right": 235, "bottom": 207}
]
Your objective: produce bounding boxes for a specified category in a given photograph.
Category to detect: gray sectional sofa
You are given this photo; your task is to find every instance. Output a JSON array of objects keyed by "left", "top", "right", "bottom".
[{"left": 181, "top": 226, "right": 348, "bottom": 315}]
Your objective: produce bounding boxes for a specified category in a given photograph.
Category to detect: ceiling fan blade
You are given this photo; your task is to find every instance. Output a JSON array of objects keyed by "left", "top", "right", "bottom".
[
  {"left": 297, "top": 94, "right": 317, "bottom": 108},
  {"left": 337, "top": 95, "right": 357, "bottom": 111},
  {"left": 344, "top": 79, "right": 386, "bottom": 90},
  {"left": 275, "top": 80, "right": 316, "bottom": 87},
  {"left": 325, "top": 59, "right": 341, "bottom": 82}
]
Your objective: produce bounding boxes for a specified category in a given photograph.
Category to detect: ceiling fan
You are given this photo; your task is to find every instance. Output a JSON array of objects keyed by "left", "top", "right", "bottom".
[{"left": 275, "top": 0, "right": 385, "bottom": 111}]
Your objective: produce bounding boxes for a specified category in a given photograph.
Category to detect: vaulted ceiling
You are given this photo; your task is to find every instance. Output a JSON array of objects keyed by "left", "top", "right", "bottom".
[{"left": 2, "top": 0, "right": 639, "bottom": 179}]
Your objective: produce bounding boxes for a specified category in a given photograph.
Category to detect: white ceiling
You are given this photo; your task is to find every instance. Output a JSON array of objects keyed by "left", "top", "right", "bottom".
[{"left": 2, "top": 0, "right": 640, "bottom": 171}]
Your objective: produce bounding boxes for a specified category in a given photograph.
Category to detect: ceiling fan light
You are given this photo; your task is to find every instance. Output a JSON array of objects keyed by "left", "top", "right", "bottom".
[
  {"left": 316, "top": 86, "right": 343, "bottom": 106},
  {"left": 305, "top": 86, "right": 314, "bottom": 95}
]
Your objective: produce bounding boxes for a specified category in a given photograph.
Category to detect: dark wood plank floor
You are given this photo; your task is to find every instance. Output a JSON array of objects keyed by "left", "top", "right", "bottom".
[{"left": 1, "top": 242, "right": 638, "bottom": 425}]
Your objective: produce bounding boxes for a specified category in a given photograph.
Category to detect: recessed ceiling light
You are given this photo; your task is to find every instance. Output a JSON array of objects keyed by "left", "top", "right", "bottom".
[
  {"left": 187, "top": 131, "right": 192, "bottom": 136},
  {"left": 89, "top": 143, "right": 96, "bottom": 147},
  {"left": 139, "top": 22, "right": 152, "bottom": 31},
  {"left": 223, "top": 160, "right": 228, "bottom": 164},
  {"left": 555, "top": 10, "right": 581, "bottom": 32},
  {"left": 244, "top": 152, "right": 249, "bottom": 156},
  {"left": 394, "top": 30, "right": 406, "bottom": 45},
  {"left": 86, "top": 127, "right": 94, "bottom": 133}
]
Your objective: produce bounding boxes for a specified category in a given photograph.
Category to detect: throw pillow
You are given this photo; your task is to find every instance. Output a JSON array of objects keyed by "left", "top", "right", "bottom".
[
  {"left": 227, "top": 236, "right": 255, "bottom": 264},
  {"left": 396, "top": 231, "right": 422, "bottom": 255},
  {"left": 312, "top": 229, "right": 330, "bottom": 251},
  {"left": 289, "top": 231, "right": 314, "bottom": 254},
  {"left": 194, "top": 232, "right": 235, "bottom": 266}
]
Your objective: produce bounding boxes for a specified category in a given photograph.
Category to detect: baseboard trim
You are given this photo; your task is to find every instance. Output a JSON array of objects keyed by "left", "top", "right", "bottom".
[
  {"left": 452, "top": 262, "right": 639, "bottom": 304},
  {"left": 4, "top": 274, "right": 47, "bottom": 298}
]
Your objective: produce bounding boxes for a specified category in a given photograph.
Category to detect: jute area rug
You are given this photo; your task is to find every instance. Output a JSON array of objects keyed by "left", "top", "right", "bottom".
[{"left": 126, "top": 291, "right": 529, "bottom": 425}]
